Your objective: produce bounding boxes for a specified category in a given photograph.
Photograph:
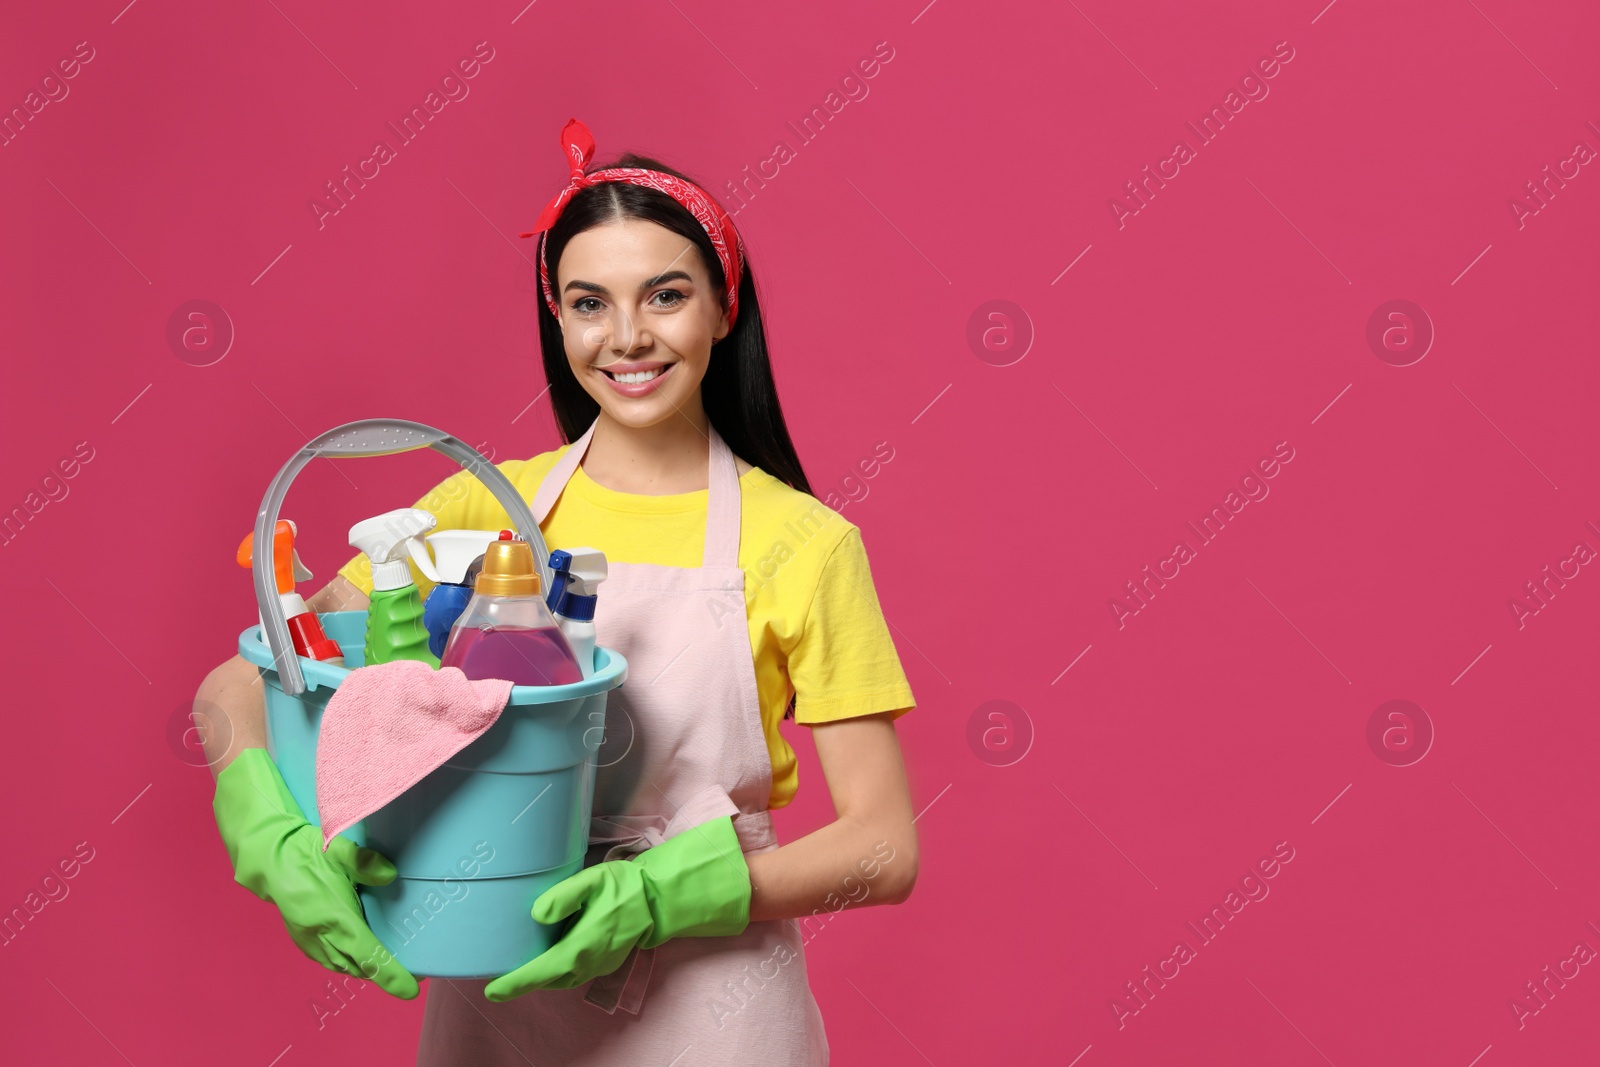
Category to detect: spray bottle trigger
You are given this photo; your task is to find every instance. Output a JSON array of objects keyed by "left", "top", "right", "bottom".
[{"left": 406, "top": 535, "right": 441, "bottom": 584}]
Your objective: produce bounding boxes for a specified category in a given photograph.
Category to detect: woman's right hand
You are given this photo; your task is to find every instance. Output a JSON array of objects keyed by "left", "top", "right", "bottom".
[{"left": 211, "top": 747, "right": 419, "bottom": 999}]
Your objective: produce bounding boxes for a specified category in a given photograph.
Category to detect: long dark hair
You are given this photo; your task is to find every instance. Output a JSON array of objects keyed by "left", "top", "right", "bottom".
[{"left": 535, "top": 152, "right": 813, "bottom": 497}]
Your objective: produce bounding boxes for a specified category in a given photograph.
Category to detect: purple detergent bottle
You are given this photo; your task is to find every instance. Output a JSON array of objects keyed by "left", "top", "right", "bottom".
[{"left": 439, "top": 534, "right": 585, "bottom": 686}]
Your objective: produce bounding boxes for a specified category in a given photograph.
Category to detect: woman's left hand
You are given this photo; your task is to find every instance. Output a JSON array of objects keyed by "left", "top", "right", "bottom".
[{"left": 484, "top": 815, "right": 752, "bottom": 1001}]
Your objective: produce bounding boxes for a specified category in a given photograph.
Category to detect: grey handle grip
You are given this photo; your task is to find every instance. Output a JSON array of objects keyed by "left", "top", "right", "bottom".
[{"left": 253, "top": 419, "right": 550, "bottom": 696}]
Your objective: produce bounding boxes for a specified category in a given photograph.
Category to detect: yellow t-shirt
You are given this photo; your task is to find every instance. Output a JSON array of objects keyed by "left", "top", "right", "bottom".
[{"left": 336, "top": 444, "right": 916, "bottom": 810}]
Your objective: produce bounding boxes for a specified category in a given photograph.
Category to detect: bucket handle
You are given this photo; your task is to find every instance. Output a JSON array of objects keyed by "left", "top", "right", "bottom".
[{"left": 253, "top": 419, "right": 550, "bottom": 697}]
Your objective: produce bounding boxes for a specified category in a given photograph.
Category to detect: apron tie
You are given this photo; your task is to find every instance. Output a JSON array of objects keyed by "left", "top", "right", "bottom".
[
  {"left": 581, "top": 815, "right": 668, "bottom": 1015},
  {"left": 580, "top": 791, "right": 777, "bottom": 1015}
]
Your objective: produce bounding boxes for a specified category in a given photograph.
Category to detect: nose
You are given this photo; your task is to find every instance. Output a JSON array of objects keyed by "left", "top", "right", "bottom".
[{"left": 582, "top": 305, "right": 648, "bottom": 366}]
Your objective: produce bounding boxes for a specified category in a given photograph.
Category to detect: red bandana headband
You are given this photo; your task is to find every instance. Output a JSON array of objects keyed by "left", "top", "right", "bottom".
[{"left": 519, "top": 118, "right": 746, "bottom": 327}]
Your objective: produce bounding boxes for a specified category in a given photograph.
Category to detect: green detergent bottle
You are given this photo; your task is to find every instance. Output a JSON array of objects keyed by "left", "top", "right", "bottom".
[{"left": 349, "top": 508, "right": 442, "bottom": 667}]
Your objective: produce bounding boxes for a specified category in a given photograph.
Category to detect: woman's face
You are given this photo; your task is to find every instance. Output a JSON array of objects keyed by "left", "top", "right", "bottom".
[{"left": 556, "top": 219, "right": 731, "bottom": 430}]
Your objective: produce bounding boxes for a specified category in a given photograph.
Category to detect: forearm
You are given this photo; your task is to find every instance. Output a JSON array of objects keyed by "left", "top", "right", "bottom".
[
  {"left": 195, "top": 655, "right": 269, "bottom": 779},
  {"left": 197, "top": 575, "right": 368, "bottom": 779},
  {"left": 745, "top": 810, "right": 916, "bottom": 925}
]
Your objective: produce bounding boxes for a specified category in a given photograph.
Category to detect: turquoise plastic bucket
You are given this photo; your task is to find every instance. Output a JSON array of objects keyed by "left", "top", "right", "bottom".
[
  {"left": 239, "top": 610, "right": 627, "bottom": 978},
  {"left": 239, "top": 419, "right": 631, "bottom": 980}
]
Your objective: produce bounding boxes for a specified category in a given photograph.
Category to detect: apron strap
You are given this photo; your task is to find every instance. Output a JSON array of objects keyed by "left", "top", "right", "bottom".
[
  {"left": 529, "top": 419, "right": 599, "bottom": 525},
  {"left": 703, "top": 424, "right": 742, "bottom": 569},
  {"left": 528, "top": 416, "right": 743, "bottom": 570}
]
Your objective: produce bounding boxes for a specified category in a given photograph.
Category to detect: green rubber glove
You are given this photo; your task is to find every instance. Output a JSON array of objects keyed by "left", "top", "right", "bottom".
[
  {"left": 212, "top": 747, "right": 419, "bottom": 999},
  {"left": 484, "top": 815, "right": 751, "bottom": 1002}
]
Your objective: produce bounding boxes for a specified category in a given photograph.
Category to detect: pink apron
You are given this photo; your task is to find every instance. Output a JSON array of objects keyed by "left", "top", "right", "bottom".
[{"left": 414, "top": 418, "right": 830, "bottom": 1066}]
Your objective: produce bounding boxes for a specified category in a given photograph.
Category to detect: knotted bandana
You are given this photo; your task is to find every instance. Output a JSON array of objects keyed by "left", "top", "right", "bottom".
[{"left": 519, "top": 118, "right": 746, "bottom": 327}]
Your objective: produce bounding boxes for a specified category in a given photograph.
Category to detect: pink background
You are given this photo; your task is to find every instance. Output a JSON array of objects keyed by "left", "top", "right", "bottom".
[{"left": 4, "top": 0, "right": 1599, "bottom": 1063}]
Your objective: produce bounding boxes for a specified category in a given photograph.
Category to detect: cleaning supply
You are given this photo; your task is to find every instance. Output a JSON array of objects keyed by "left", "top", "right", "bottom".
[
  {"left": 211, "top": 748, "right": 419, "bottom": 999},
  {"left": 237, "top": 520, "right": 343, "bottom": 665},
  {"left": 241, "top": 417, "right": 631, "bottom": 980},
  {"left": 348, "top": 508, "right": 442, "bottom": 667},
  {"left": 483, "top": 814, "right": 752, "bottom": 1000},
  {"left": 546, "top": 548, "right": 607, "bottom": 679},
  {"left": 544, "top": 547, "right": 578, "bottom": 611},
  {"left": 313, "top": 659, "right": 514, "bottom": 849},
  {"left": 440, "top": 536, "right": 585, "bottom": 687},
  {"left": 422, "top": 529, "right": 507, "bottom": 659}
]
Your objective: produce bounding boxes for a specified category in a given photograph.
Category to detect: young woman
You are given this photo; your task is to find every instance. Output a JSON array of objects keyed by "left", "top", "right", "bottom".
[{"left": 198, "top": 117, "right": 918, "bottom": 1065}]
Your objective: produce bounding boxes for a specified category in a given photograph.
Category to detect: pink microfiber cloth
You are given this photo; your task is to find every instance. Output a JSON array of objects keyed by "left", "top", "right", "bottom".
[{"left": 315, "top": 659, "right": 514, "bottom": 850}]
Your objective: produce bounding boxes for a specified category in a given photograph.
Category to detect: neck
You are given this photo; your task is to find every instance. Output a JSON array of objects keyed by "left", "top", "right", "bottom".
[{"left": 583, "top": 405, "right": 713, "bottom": 494}]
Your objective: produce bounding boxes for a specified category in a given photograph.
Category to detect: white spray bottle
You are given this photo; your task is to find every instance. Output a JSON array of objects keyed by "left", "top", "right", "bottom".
[
  {"left": 423, "top": 529, "right": 506, "bottom": 659},
  {"left": 547, "top": 548, "right": 607, "bottom": 679}
]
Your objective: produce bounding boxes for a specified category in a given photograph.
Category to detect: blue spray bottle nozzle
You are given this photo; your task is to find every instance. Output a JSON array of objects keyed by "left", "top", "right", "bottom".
[
  {"left": 546, "top": 550, "right": 573, "bottom": 613},
  {"left": 551, "top": 548, "right": 605, "bottom": 621},
  {"left": 546, "top": 547, "right": 606, "bottom": 677}
]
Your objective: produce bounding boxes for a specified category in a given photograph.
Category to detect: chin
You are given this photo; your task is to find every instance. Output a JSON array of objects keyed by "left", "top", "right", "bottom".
[
  {"left": 598, "top": 402, "right": 679, "bottom": 429},
  {"left": 589, "top": 384, "right": 687, "bottom": 427}
]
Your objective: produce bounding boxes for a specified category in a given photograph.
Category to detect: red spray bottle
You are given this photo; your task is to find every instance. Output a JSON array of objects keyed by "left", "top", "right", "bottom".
[{"left": 237, "top": 520, "right": 344, "bottom": 665}]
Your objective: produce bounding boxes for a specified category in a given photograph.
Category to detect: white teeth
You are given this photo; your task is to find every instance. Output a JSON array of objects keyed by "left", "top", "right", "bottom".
[{"left": 611, "top": 367, "right": 662, "bottom": 384}]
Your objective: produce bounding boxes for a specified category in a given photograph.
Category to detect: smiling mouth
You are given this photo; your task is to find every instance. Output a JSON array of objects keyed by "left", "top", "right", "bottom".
[{"left": 599, "top": 363, "right": 674, "bottom": 384}]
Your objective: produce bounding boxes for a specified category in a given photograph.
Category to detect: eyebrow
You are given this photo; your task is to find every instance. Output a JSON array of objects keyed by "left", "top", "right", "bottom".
[{"left": 563, "top": 270, "right": 695, "bottom": 297}]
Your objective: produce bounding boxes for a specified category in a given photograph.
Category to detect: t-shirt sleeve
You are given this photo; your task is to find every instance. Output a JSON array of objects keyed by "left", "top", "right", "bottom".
[
  {"left": 336, "top": 463, "right": 520, "bottom": 598},
  {"left": 788, "top": 526, "right": 917, "bottom": 725}
]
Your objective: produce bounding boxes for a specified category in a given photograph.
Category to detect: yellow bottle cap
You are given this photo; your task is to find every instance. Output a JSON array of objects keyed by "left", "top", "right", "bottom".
[{"left": 474, "top": 539, "right": 540, "bottom": 597}]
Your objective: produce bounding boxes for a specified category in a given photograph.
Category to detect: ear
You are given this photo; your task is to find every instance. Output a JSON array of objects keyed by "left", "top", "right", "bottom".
[{"left": 713, "top": 303, "right": 732, "bottom": 343}]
